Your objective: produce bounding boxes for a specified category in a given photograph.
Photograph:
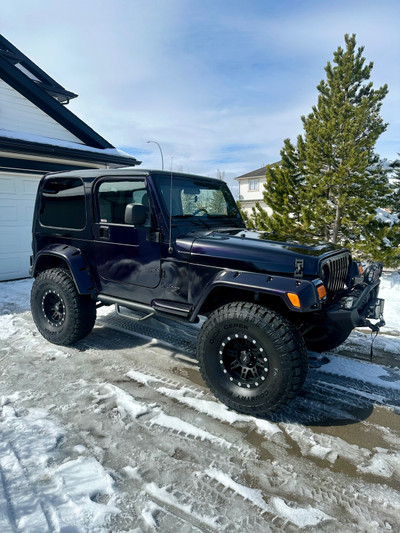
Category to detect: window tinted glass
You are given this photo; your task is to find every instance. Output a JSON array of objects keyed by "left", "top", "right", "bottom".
[
  {"left": 40, "top": 178, "right": 85, "bottom": 229},
  {"left": 97, "top": 180, "right": 148, "bottom": 225},
  {"left": 155, "top": 175, "right": 240, "bottom": 219}
]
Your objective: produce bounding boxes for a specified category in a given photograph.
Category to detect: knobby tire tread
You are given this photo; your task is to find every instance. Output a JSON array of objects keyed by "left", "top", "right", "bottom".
[
  {"left": 31, "top": 268, "right": 96, "bottom": 346},
  {"left": 197, "top": 302, "right": 308, "bottom": 417}
]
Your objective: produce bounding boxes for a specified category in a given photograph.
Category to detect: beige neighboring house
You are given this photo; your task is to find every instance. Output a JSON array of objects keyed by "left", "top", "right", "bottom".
[{"left": 235, "top": 166, "right": 272, "bottom": 218}]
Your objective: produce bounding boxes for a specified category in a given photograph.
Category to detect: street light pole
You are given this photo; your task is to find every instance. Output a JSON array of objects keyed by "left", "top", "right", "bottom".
[{"left": 146, "top": 140, "right": 164, "bottom": 170}]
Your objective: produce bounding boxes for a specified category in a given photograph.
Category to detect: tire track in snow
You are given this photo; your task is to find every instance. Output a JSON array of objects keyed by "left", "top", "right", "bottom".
[
  {"left": 0, "top": 455, "right": 19, "bottom": 533},
  {"left": 0, "top": 418, "right": 56, "bottom": 532},
  {"left": 16, "top": 306, "right": 400, "bottom": 530},
  {"left": 94, "top": 382, "right": 249, "bottom": 453},
  {"left": 145, "top": 483, "right": 220, "bottom": 533},
  {"left": 311, "top": 369, "right": 400, "bottom": 408},
  {"left": 119, "top": 366, "right": 400, "bottom": 530}
]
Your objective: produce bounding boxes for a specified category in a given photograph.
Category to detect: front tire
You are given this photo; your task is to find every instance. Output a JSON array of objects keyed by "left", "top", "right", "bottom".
[
  {"left": 197, "top": 302, "right": 308, "bottom": 416},
  {"left": 31, "top": 268, "right": 96, "bottom": 346}
]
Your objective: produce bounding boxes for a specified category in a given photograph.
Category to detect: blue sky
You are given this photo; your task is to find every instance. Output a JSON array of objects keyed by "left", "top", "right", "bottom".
[{"left": 2, "top": 0, "right": 400, "bottom": 192}]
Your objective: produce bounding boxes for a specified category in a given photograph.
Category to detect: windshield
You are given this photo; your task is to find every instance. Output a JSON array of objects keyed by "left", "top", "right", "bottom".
[{"left": 154, "top": 174, "right": 243, "bottom": 224}]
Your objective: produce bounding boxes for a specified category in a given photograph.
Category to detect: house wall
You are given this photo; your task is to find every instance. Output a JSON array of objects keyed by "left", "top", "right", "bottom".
[
  {"left": 239, "top": 200, "right": 272, "bottom": 218},
  {"left": 238, "top": 177, "right": 266, "bottom": 202},
  {"left": 0, "top": 171, "right": 41, "bottom": 280},
  {"left": 0, "top": 79, "right": 83, "bottom": 144},
  {"left": 237, "top": 176, "right": 270, "bottom": 218}
]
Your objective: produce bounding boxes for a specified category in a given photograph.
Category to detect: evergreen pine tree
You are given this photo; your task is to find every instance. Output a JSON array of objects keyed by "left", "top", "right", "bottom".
[
  {"left": 252, "top": 34, "right": 400, "bottom": 265},
  {"left": 249, "top": 137, "right": 308, "bottom": 240}
]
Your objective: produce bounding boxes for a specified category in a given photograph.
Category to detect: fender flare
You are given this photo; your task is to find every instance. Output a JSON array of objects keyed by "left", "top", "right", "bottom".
[
  {"left": 190, "top": 270, "right": 321, "bottom": 320},
  {"left": 32, "top": 244, "right": 97, "bottom": 295}
]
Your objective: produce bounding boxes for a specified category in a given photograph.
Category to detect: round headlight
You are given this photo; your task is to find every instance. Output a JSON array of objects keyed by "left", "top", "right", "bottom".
[{"left": 364, "top": 264, "right": 378, "bottom": 284}]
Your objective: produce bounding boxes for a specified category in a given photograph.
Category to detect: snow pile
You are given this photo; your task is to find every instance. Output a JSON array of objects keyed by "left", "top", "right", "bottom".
[
  {"left": 150, "top": 410, "right": 233, "bottom": 448},
  {"left": 379, "top": 271, "right": 400, "bottom": 332},
  {"left": 283, "top": 424, "right": 370, "bottom": 466},
  {"left": 204, "top": 468, "right": 332, "bottom": 527},
  {"left": 375, "top": 208, "right": 399, "bottom": 226},
  {"left": 155, "top": 385, "right": 280, "bottom": 437},
  {"left": 96, "top": 383, "right": 149, "bottom": 419},
  {"left": 205, "top": 468, "right": 270, "bottom": 512},
  {"left": 126, "top": 369, "right": 164, "bottom": 386},
  {"left": 358, "top": 448, "right": 400, "bottom": 479},
  {"left": 270, "top": 497, "right": 332, "bottom": 528}
]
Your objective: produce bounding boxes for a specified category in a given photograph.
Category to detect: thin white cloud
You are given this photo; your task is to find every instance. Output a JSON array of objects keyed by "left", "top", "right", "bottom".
[{"left": 2, "top": 0, "right": 399, "bottom": 184}]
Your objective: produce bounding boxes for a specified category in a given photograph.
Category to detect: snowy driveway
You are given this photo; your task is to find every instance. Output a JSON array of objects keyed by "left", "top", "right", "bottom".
[{"left": 1, "top": 276, "right": 400, "bottom": 532}]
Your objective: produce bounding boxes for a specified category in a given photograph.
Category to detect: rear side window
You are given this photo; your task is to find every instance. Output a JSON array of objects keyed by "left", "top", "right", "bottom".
[{"left": 40, "top": 178, "right": 86, "bottom": 229}]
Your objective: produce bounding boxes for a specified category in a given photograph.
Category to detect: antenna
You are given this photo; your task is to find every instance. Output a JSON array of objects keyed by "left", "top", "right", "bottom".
[{"left": 168, "top": 157, "right": 174, "bottom": 254}]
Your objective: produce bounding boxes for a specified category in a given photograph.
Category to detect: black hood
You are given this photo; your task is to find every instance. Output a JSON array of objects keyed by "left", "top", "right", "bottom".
[{"left": 177, "top": 229, "right": 347, "bottom": 278}]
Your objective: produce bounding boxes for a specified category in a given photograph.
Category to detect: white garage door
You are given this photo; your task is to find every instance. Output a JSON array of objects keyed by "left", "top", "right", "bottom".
[{"left": 0, "top": 172, "right": 41, "bottom": 281}]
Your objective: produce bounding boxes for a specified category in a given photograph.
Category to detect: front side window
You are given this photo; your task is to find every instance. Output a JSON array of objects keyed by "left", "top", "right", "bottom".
[
  {"left": 40, "top": 177, "right": 85, "bottom": 229},
  {"left": 97, "top": 179, "right": 148, "bottom": 225}
]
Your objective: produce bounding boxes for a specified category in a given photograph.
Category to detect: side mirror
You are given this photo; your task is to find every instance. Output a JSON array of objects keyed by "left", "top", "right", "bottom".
[{"left": 124, "top": 203, "right": 147, "bottom": 225}]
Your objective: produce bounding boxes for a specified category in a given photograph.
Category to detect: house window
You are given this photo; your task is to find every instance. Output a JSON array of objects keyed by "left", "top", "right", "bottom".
[{"left": 248, "top": 179, "right": 259, "bottom": 191}]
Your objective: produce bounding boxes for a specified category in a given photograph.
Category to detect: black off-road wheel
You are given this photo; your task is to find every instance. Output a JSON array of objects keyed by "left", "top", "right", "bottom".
[
  {"left": 303, "top": 323, "right": 351, "bottom": 353},
  {"left": 31, "top": 268, "right": 96, "bottom": 346},
  {"left": 197, "top": 302, "right": 308, "bottom": 417}
]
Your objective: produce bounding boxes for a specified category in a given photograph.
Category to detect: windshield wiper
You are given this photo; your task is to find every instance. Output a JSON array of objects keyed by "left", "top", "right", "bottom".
[
  {"left": 205, "top": 215, "right": 244, "bottom": 227},
  {"left": 172, "top": 215, "right": 211, "bottom": 228}
]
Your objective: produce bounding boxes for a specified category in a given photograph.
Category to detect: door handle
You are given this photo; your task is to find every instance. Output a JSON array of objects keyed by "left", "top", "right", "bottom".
[{"left": 99, "top": 225, "right": 110, "bottom": 240}]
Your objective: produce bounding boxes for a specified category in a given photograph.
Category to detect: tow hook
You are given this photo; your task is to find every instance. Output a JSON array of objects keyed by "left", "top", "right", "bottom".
[
  {"left": 365, "top": 315, "right": 386, "bottom": 332},
  {"left": 365, "top": 314, "right": 385, "bottom": 361}
]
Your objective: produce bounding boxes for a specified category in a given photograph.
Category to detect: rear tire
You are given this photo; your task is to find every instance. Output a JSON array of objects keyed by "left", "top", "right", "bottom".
[
  {"left": 31, "top": 268, "right": 96, "bottom": 346},
  {"left": 197, "top": 302, "right": 308, "bottom": 416}
]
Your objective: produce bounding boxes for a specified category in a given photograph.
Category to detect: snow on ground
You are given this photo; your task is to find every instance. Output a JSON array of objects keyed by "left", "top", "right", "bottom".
[
  {"left": 0, "top": 272, "right": 400, "bottom": 531},
  {"left": 0, "top": 397, "right": 118, "bottom": 532},
  {"left": 378, "top": 270, "right": 400, "bottom": 332}
]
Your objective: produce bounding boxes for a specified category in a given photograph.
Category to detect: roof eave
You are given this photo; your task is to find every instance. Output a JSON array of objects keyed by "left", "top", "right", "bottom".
[
  {"left": 0, "top": 136, "right": 141, "bottom": 167},
  {"left": 0, "top": 55, "right": 114, "bottom": 149},
  {"left": 0, "top": 34, "right": 78, "bottom": 103}
]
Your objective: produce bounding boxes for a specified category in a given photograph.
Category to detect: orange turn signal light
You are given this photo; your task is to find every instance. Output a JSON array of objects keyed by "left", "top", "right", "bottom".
[
  {"left": 287, "top": 292, "right": 301, "bottom": 308},
  {"left": 317, "top": 284, "right": 327, "bottom": 300}
]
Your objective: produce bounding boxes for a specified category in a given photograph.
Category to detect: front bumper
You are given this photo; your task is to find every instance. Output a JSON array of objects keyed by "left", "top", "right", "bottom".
[{"left": 326, "top": 279, "right": 384, "bottom": 331}]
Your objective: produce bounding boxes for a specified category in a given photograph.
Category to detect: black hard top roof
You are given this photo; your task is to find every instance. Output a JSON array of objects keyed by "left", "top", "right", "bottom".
[{"left": 44, "top": 168, "right": 222, "bottom": 182}]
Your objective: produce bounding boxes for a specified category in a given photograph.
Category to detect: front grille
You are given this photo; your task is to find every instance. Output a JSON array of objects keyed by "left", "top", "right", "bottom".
[{"left": 321, "top": 252, "right": 351, "bottom": 293}]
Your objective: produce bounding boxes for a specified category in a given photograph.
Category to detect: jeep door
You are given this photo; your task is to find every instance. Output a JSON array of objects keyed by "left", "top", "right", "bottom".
[{"left": 93, "top": 178, "right": 161, "bottom": 292}]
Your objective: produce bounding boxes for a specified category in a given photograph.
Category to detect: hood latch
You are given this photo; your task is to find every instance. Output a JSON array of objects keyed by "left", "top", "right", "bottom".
[{"left": 294, "top": 258, "right": 304, "bottom": 279}]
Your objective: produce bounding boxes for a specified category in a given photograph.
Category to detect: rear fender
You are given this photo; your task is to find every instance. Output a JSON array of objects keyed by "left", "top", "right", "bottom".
[{"left": 32, "top": 244, "right": 96, "bottom": 295}]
